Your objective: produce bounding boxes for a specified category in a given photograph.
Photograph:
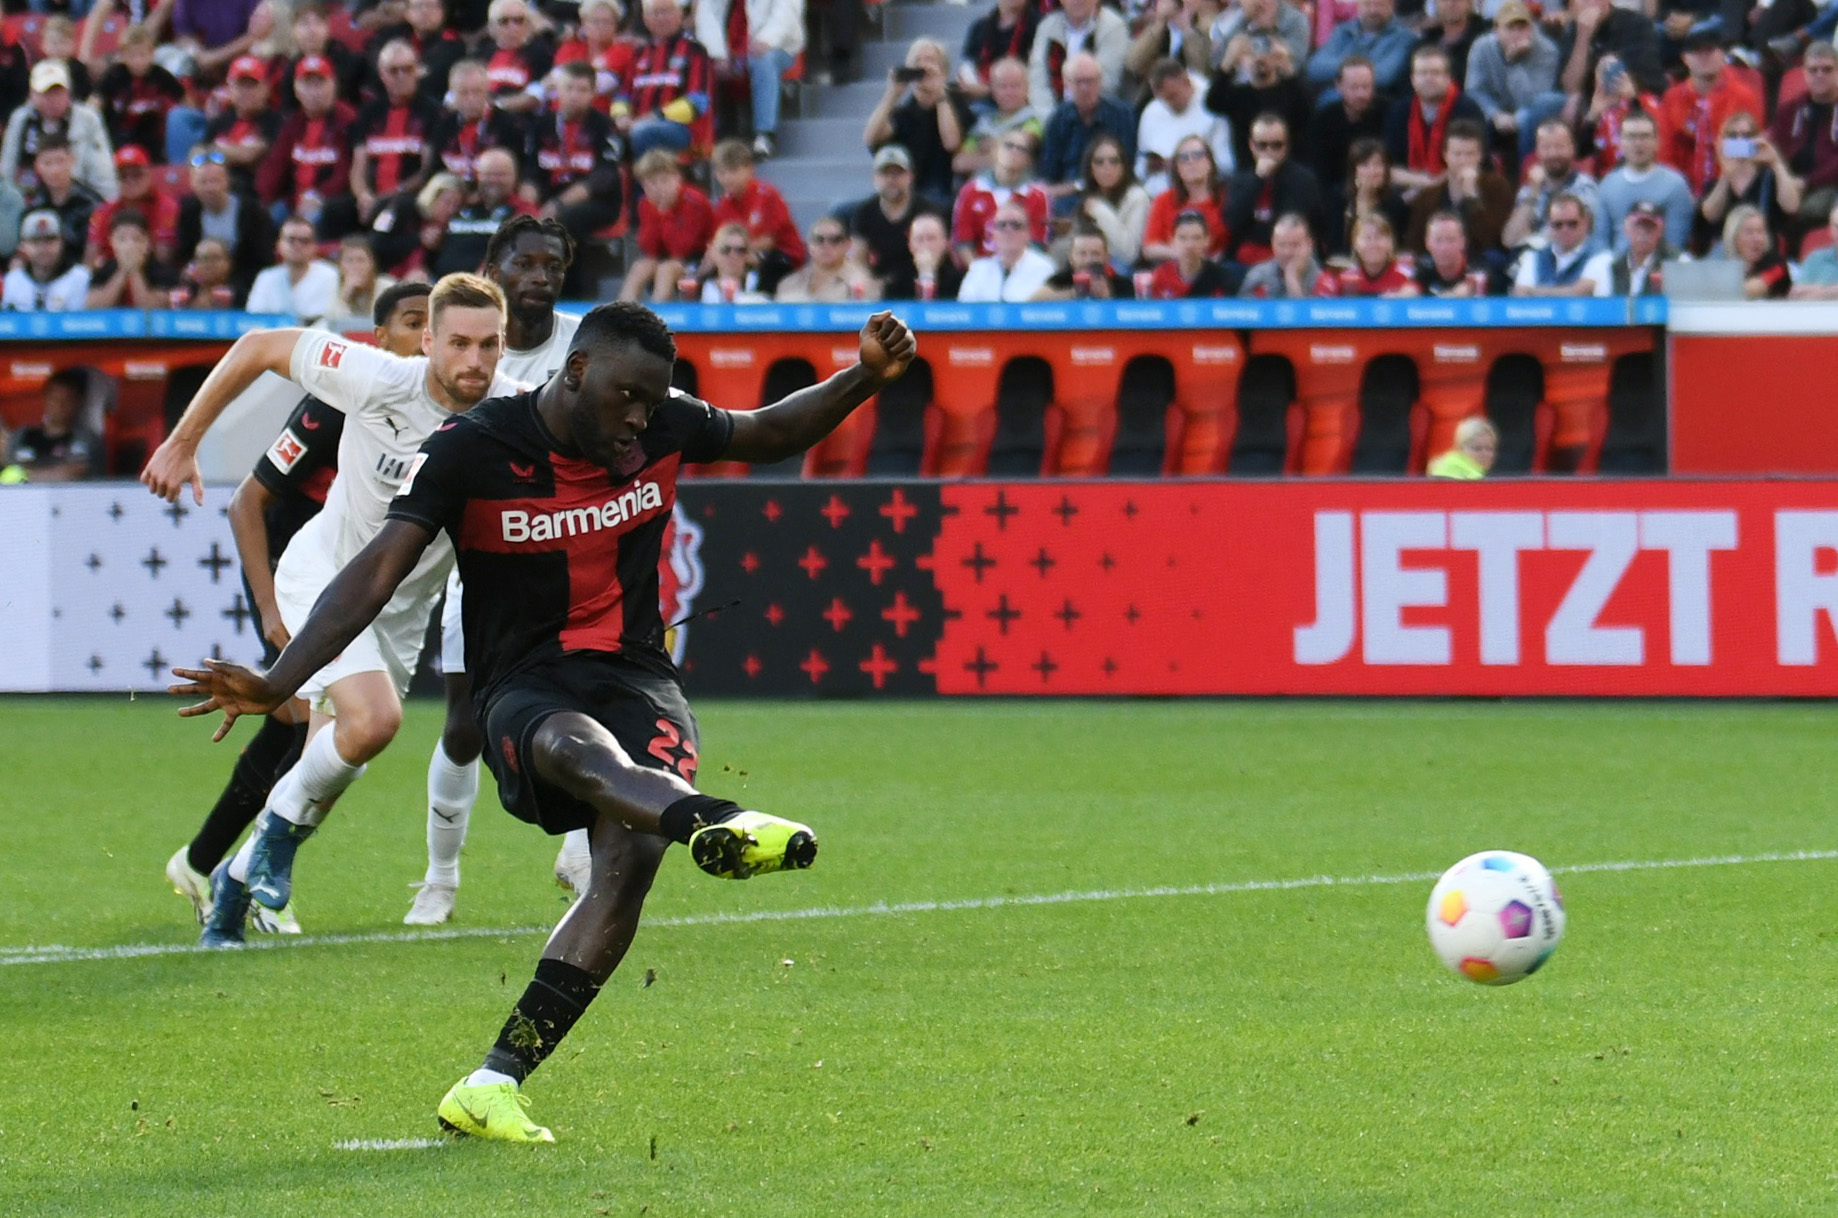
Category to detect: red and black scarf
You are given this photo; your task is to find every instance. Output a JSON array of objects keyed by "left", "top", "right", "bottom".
[{"left": 1407, "top": 85, "right": 1461, "bottom": 176}]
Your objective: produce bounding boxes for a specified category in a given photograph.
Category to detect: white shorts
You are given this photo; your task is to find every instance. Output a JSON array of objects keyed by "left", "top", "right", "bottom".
[
  {"left": 273, "top": 516, "right": 446, "bottom": 710},
  {"left": 439, "top": 566, "right": 465, "bottom": 676}
]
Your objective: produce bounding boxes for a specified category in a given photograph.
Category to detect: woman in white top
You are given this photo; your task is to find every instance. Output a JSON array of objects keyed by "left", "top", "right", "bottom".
[
  {"left": 1074, "top": 134, "right": 1151, "bottom": 268},
  {"left": 959, "top": 199, "right": 1056, "bottom": 301}
]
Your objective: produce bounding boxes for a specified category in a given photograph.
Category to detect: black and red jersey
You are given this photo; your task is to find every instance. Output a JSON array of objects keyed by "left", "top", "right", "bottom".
[
  {"left": 252, "top": 394, "right": 345, "bottom": 559},
  {"left": 95, "top": 63, "right": 186, "bottom": 162},
  {"left": 619, "top": 34, "right": 712, "bottom": 122},
  {"left": 428, "top": 107, "right": 529, "bottom": 181},
  {"left": 255, "top": 103, "right": 357, "bottom": 212},
  {"left": 387, "top": 388, "right": 733, "bottom": 699},
  {"left": 351, "top": 96, "right": 441, "bottom": 196},
  {"left": 527, "top": 109, "right": 623, "bottom": 202},
  {"left": 486, "top": 42, "right": 554, "bottom": 99}
]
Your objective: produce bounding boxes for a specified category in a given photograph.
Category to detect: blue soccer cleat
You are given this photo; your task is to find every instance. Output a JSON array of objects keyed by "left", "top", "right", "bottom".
[
  {"left": 245, "top": 810, "right": 315, "bottom": 912},
  {"left": 200, "top": 861, "right": 251, "bottom": 948}
]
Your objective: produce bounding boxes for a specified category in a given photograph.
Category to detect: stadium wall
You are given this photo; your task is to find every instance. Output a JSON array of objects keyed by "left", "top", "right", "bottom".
[{"left": 7, "top": 479, "right": 1836, "bottom": 696}]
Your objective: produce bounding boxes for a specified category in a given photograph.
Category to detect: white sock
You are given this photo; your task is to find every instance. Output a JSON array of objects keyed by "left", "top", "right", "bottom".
[
  {"left": 465, "top": 1068, "right": 517, "bottom": 1088},
  {"left": 559, "top": 828, "right": 591, "bottom": 866},
  {"left": 274, "top": 726, "right": 366, "bottom": 829},
  {"left": 425, "top": 742, "right": 478, "bottom": 887},
  {"left": 228, "top": 832, "right": 255, "bottom": 883}
]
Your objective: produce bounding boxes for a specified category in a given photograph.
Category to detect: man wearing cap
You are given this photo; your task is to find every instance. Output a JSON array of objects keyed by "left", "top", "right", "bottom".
[
  {"left": 1659, "top": 32, "right": 1761, "bottom": 195},
  {"left": 1, "top": 61, "right": 118, "bottom": 202},
  {"left": 2, "top": 211, "right": 91, "bottom": 312},
  {"left": 847, "top": 144, "right": 950, "bottom": 289},
  {"left": 1463, "top": 2, "right": 1561, "bottom": 163},
  {"left": 87, "top": 146, "right": 183, "bottom": 269},
  {"left": 21, "top": 136, "right": 104, "bottom": 261},
  {"left": 1594, "top": 109, "right": 1693, "bottom": 252},
  {"left": 1606, "top": 199, "right": 1676, "bottom": 295},
  {"left": 257, "top": 55, "right": 358, "bottom": 234},
  {"left": 209, "top": 57, "right": 286, "bottom": 197}
]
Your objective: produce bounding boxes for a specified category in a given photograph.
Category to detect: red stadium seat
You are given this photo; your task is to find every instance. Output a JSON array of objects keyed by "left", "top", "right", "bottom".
[
  {"left": 324, "top": 5, "right": 369, "bottom": 53},
  {"left": 77, "top": 13, "right": 127, "bottom": 61},
  {"left": 1800, "top": 225, "right": 1833, "bottom": 256},
  {"left": 4, "top": 13, "right": 46, "bottom": 55}
]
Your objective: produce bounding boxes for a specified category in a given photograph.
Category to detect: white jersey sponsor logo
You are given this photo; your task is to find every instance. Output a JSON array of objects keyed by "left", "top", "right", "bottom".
[{"left": 501, "top": 480, "right": 665, "bottom": 543}]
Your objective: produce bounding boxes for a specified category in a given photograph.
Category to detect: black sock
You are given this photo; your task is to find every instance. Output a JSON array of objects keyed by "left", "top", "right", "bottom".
[
  {"left": 187, "top": 717, "right": 306, "bottom": 873},
  {"left": 658, "top": 794, "right": 743, "bottom": 845},
  {"left": 481, "top": 958, "right": 603, "bottom": 1083}
]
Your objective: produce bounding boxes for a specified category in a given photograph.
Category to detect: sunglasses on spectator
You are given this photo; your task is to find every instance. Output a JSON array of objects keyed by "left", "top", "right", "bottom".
[
  {"left": 716, "top": 244, "right": 748, "bottom": 255},
  {"left": 1175, "top": 149, "right": 1210, "bottom": 162},
  {"left": 497, "top": 12, "right": 528, "bottom": 22},
  {"left": 1089, "top": 154, "right": 1121, "bottom": 165},
  {"left": 1000, "top": 142, "right": 1031, "bottom": 153},
  {"left": 190, "top": 151, "right": 228, "bottom": 167},
  {"left": 811, "top": 231, "right": 847, "bottom": 243},
  {"left": 1252, "top": 139, "right": 1286, "bottom": 151},
  {"left": 1549, "top": 218, "right": 1583, "bottom": 229},
  {"left": 991, "top": 218, "right": 1028, "bottom": 230}
]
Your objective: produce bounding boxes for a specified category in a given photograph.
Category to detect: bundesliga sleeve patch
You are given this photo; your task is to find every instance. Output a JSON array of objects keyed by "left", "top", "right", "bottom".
[
  {"left": 394, "top": 451, "right": 428, "bottom": 497},
  {"left": 319, "top": 340, "right": 346, "bottom": 369},
  {"left": 266, "top": 428, "right": 307, "bottom": 473}
]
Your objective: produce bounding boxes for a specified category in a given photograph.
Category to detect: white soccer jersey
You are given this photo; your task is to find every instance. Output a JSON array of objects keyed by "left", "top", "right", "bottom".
[
  {"left": 287, "top": 330, "right": 526, "bottom": 574},
  {"left": 497, "top": 311, "right": 581, "bottom": 385}
]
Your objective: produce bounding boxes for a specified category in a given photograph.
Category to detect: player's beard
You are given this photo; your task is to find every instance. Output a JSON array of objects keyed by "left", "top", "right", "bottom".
[
  {"left": 567, "top": 398, "right": 628, "bottom": 470},
  {"left": 433, "top": 362, "right": 494, "bottom": 410}
]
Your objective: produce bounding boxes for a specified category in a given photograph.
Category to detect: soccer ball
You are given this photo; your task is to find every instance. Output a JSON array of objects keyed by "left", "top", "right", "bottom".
[{"left": 1426, "top": 851, "right": 1565, "bottom": 985}]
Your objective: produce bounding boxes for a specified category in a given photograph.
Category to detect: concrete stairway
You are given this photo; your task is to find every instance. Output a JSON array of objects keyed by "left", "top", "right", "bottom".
[{"left": 758, "top": 0, "right": 982, "bottom": 234}]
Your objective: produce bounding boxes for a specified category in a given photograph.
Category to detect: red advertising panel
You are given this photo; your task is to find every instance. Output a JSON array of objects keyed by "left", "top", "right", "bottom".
[{"left": 929, "top": 481, "right": 1838, "bottom": 695}]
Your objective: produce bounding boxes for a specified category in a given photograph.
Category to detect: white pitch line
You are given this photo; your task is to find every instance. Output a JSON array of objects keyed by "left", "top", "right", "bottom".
[
  {"left": 4, "top": 848, "right": 1835, "bottom": 969},
  {"left": 332, "top": 1138, "right": 449, "bottom": 1152}
]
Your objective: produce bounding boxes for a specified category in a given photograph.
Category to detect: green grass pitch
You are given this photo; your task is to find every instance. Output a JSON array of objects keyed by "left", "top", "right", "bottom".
[{"left": 1, "top": 696, "right": 1834, "bottom": 1216}]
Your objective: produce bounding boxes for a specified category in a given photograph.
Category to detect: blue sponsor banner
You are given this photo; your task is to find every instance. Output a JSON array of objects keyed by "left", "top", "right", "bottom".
[
  {"left": 0, "top": 300, "right": 1658, "bottom": 342},
  {"left": 639, "top": 297, "right": 1654, "bottom": 333}
]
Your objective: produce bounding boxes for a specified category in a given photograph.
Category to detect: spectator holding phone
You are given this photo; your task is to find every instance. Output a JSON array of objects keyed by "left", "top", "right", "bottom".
[
  {"left": 1582, "top": 53, "right": 1664, "bottom": 172},
  {"left": 1696, "top": 111, "right": 1800, "bottom": 254},
  {"left": 1659, "top": 32, "right": 1760, "bottom": 196}
]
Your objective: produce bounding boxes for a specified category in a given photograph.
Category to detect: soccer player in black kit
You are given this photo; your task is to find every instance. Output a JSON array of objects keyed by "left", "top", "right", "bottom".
[{"left": 173, "top": 302, "right": 918, "bottom": 1143}]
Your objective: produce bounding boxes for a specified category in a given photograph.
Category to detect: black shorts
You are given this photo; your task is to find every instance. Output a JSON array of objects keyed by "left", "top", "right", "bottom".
[{"left": 480, "top": 654, "right": 701, "bottom": 836}]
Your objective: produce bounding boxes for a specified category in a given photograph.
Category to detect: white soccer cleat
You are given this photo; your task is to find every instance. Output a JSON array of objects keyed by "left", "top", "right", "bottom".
[
  {"left": 404, "top": 881, "right": 458, "bottom": 925},
  {"left": 165, "top": 847, "right": 213, "bottom": 926},
  {"left": 553, "top": 846, "right": 591, "bottom": 898},
  {"left": 249, "top": 902, "right": 302, "bottom": 935}
]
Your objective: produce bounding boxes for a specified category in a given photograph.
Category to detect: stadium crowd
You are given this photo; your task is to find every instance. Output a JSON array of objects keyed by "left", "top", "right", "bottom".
[{"left": 0, "top": 0, "right": 1830, "bottom": 317}]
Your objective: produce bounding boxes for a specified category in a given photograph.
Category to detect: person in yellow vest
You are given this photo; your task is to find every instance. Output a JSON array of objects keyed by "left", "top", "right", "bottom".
[{"left": 1428, "top": 415, "right": 1497, "bottom": 479}]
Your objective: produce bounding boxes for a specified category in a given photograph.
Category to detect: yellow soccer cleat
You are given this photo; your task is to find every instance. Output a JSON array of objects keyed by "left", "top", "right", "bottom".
[
  {"left": 437, "top": 1079, "right": 554, "bottom": 1143},
  {"left": 688, "top": 810, "right": 818, "bottom": 880}
]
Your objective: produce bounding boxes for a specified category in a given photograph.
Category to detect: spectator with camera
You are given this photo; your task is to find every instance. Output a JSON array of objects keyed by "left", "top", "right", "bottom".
[
  {"left": 1210, "top": 0, "right": 1308, "bottom": 77},
  {"left": 1696, "top": 110, "right": 1800, "bottom": 253},
  {"left": 1206, "top": 23, "right": 1312, "bottom": 169},
  {"left": 866, "top": 39, "right": 970, "bottom": 204},
  {"left": 1581, "top": 54, "right": 1663, "bottom": 174},
  {"left": 1558, "top": 0, "right": 1666, "bottom": 101}
]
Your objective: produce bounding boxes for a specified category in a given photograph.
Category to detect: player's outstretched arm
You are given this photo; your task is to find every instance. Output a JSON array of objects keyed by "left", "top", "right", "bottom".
[
  {"left": 140, "top": 328, "right": 308, "bottom": 504},
  {"left": 721, "top": 311, "right": 917, "bottom": 463},
  {"left": 169, "top": 519, "right": 435, "bottom": 741}
]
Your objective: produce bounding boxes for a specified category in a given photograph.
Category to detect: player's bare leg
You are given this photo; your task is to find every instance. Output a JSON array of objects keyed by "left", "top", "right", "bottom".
[
  {"left": 436, "top": 712, "right": 817, "bottom": 1141},
  {"left": 409, "top": 673, "right": 482, "bottom": 925}
]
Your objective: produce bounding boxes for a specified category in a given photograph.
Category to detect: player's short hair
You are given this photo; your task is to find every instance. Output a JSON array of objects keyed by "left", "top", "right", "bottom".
[
  {"left": 33, "top": 133, "right": 70, "bottom": 158},
  {"left": 374, "top": 278, "right": 432, "bottom": 327},
  {"left": 1549, "top": 189, "right": 1590, "bottom": 220},
  {"left": 484, "top": 213, "right": 577, "bottom": 276},
  {"left": 1173, "top": 208, "right": 1211, "bottom": 235},
  {"left": 712, "top": 138, "right": 753, "bottom": 171},
  {"left": 428, "top": 272, "right": 505, "bottom": 328},
  {"left": 108, "top": 207, "right": 149, "bottom": 236},
  {"left": 1148, "top": 58, "right": 1187, "bottom": 89},
  {"left": 1068, "top": 224, "right": 1108, "bottom": 249},
  {"left": 1455, "top": 415, "right": 1498, "bottom": 447},
  {"left": 1337, "top": 54, "right": 1375, "bottom": 82},
  {"left": 572, "top": 301, "right": 677, "bottom": 366},
  {"left": 1445, "top": 118, "right": 1486, "bottom": 149}
]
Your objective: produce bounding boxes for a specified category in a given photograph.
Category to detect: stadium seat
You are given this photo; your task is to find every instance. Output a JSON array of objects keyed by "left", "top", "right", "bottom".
[
  {"left": 1247, "top": 331, "right": 1374, "bottom": 475},
  {"left": 325, "top": 5, "right": 369, "bottom": 53},
  {"left": 77, "top": 12, "right": 127, "bottom": 61},
  {"left": 1107, "top": 357, "right": 1173, "bottom": 476},
  {"left": 1597, "top": 351, "right": 1666, "bottom": 474},
  {"left": 1161, "top": 334, "right": 1243, "bottom": 474},
  {"left": 1482, "top": 353, "right": 1549, "bottom": 475},
  {"left": 1228, "top": 354, "right": 1302, "bottom": 475},
  {"left": 986, "top": 357, "right": 1051, "bottom": 477},
  {"left": 1799, "top": 225, "right": 1833, "bottom": 257},
  {"left": 3, "top": 13, "right": 46, "bottom": 55},
  {"left": 154, "top": 164, "right": 187, "bottom": 194},
  {"left": 1347, "top": 354, "right": 1423, "bottom": 475}
]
